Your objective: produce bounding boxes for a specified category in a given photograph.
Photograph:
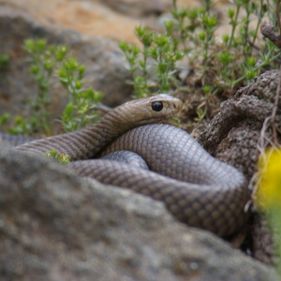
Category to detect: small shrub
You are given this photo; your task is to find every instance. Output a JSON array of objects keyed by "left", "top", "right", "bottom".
[
  {"left": 120, "top": 0, "right": 281, "bottom": 120},
  {"left": 58, "top": 57, "right": 102, "bottom": 132},
  {"left": 119, "top": 26, "right": 184, "bottom": 98},
  {"left": 0, "top": 39, "right": 103, "bottom": 135},
  {"left": 24, "top": 39, "right": 68, "bottom": 134}
]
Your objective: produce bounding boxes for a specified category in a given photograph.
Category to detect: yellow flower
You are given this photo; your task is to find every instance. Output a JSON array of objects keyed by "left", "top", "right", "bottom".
[{"left": 255, "top": 148, "right": 281, "bottom": 210}]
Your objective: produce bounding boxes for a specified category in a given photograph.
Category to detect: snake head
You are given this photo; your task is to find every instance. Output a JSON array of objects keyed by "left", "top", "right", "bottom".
[
  {"left": 122, "top": 94, "right": 183, "bottom": 126},
  {"left": 103, "top": 94, "right": 182, "bottom": 134}
]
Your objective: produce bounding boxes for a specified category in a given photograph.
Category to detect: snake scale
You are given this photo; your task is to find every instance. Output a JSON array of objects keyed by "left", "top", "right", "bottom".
[{"left": 13, "top": 94, "right": 249, "bottom": 237}]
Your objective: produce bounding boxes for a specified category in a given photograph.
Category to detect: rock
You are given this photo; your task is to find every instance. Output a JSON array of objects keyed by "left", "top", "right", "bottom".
[
  {"left": 0, "top": 143, "right": 278, "bottom": 281},
  {"left": 99, "top": 0, "right": 172, "bottom": 17},
  {"left": 196, "top": 70, "right": 281, "bottom": 264},
  {"left": 196, "top": 70, "right": 280, "bottom": 178},
  {"left": 252, "top": 213, "right": 277, "bottom": 265},
  {"left": 0, "top": 132, "right": 32, "bottom": 146},
  {"left": 0, "top": 6, "right": 132, "bottom": 120}
]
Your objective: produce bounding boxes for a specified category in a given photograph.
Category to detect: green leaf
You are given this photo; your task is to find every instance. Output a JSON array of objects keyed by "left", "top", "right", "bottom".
[
  {"left": 63, "top": 102, "right": 74, "bottom": 119},
  {"left": 46, "top": 149, "right": 70, "bottom": 164},
  {"left": 55, "top": 46, "right": 68, "bottom": 61},
  {"left": 0, "top": 53, "right": 10, "bottom": 71},
  {"left": 218, "top": 51, "right": 233, "bottom": 65},
  {"left": 0, "top": 113, "right": 10, "bottom": 126},
  {"left": 135, "top": 26, "right": 153, "bottom": 47}
]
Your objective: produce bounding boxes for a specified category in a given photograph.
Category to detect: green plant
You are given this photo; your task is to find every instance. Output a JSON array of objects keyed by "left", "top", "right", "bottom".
[
  {"left": 0, "top": 113, "right": 38, "bottom": 135},
  {"left": 0, "top": 113, "right": 10, "bottom": 126},
  {"left": 58, "top": 58, "right": 102, "bottom": 132},
  {"left": 198, "top": 4, "right": 218, "bottom": 66},
  {"left": 119, "top": 26, "right": 183, "bottom": 98},
  {"left": 46, "top": 149, "right": 70, "bottom": 164},
  {"left": 0, "top": 53, "right": 10, "bottom": 71},
  {"left": 24, "top": 39, "right": 68, "bottom": 134},
  {"left": 120, "top": 0, "right": 281, "bottom": 121},
  {"left": 0, "top": 39, "right": 103, "bottom": 135}
]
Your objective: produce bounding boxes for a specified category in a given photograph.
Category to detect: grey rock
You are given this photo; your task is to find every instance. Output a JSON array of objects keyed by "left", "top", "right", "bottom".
[
  {"left": 0, "top": 131, "right": 33, "bottom": 146},
  {"left": 0, "top": 6, "right": 132, "bottom": 119},
  {"left": 252, "top": 214, "right": 277, "bottom": 265},
  {"left": 196, "top": 71, "right": 280, "bottom": 178},
  {"left": 196, "top": 70, "right": 281, "bottom": 265},
  {"left": 0, "top": 144, "right": 278, "bottom": 281},
  {"left": 98, "top": 0, "right": 172, "bottom": 17}
]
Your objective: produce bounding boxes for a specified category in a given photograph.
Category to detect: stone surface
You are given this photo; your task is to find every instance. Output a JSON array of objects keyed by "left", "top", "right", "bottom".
[
  {"left": 196, "top": 70, "right": 281, "bottom": 265},
  {"left": 0, "top": 0, "right": 176, "bottom": 44},
  {"left": 196, "top": 70, "right": 280, "bottom": 178},
  {"left": 0, "top": 144, "right": 278, "bottom": 281},
  {"left": 0, "top": 0, "right": 240, "bottom": 44},
  {"left": 0, "top": 6, "right": 132, "bottom": 122},
  {"left": 0, "top": 0, "right": 142, "bottom": 43},
  {"left": 252, "top": 213, "right": 277, "bottom": 265},
  {"left": 99, "top": 0, "right": 172, "bottom": 17}
]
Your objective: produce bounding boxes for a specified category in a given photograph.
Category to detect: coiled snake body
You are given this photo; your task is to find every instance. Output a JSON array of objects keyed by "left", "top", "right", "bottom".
[{"left": 14, "top": 94, "right": 248, "bottom": 237}]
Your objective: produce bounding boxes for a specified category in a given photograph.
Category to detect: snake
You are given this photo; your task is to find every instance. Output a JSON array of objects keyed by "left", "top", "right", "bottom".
[{"left": 13, "top": 94, "right": 249, "bottom": 237}]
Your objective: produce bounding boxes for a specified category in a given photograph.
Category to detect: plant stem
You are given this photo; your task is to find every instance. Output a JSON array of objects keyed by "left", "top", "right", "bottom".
[
  {"left": 228, "top": 4, "right": 241, "bottom": 48},
  {"left": 252, "top": 0, "right": 264, "bottom": 47},
  {"left": 242, "top": 3, "right": 251, "bottom": 56},
  {"left": 142, "top": 46, "right": 149, "bottom": 92},
  {"left": 276, "top": 0, "right": 281, "bottom": 35},
  {"left": 204, "top": 0, "right": 211, "bottom": 12}
]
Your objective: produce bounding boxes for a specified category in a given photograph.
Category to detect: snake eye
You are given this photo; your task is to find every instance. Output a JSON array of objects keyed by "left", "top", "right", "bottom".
[{"left": 151, "top": 101, "right": 163, "bottom": 112}]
